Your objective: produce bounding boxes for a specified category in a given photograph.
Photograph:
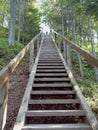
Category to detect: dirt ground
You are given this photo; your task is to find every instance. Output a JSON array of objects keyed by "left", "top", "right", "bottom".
[{"left": 5, "top": 56, "right": 29, "bottom": 130}]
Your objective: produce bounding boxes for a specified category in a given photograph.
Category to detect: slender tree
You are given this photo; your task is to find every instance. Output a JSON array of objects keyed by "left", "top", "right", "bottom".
[{"left": 8, "top": 0, "right": 17, "bottom": 46}]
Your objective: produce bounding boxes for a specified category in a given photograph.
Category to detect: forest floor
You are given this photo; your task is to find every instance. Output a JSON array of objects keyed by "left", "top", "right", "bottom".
[{"left": 5, "top": 54, "right": 29, "bottom": 130}]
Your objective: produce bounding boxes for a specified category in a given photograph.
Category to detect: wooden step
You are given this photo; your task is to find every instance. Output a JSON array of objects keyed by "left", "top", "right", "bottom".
[
  {"left": 38, "top": 64, "right": 64, "bottom": 66},
  {"left": 22, "top": 124, "right": 91, "bottom": 130},
  {"left": 37, "top": 66, "right": 65, "bottom": 69},
  {"left": 28, "top": 99, "right": 80, "bottom": 104},
  {"left": 31, "top": 90, "right": 75, "bottom": 95},
  {"left": 35, "top": 73, "right": 68, "bottom": 77},
  {"left": 34, "top": 78, "right": 70, "bottom": 82},
  {"left": 39, "top": 59, "right": 61, "bottom": 61},
  {"left": 26, "top": 110, "right": 85, "bottom": 117},
  {"left": 38, "top": 61, "right": 62, "bottom": 63},
  {"left": 36, "top": 70, "right": 66, "bottom": 72},
  {"left": 32, "top": 83, "right": 72, "bottom": 87}
]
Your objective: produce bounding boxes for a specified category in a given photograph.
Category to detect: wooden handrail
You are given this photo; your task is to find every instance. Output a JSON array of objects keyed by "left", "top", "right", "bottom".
[
  {"left": 53, "top": 30, "right": 98, "bottom": 68},
  {"left": 0, "top": 32, "right": 42, "bottom": 130},
  {"left": 0, "top": 33, "right": 41, "bottom": 88}
]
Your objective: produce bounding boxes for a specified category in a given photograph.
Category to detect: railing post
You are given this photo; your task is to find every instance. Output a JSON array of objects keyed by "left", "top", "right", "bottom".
[
  {"left": 29, "top": 42, "right": 34, "bottom": 72},
  {"left": 58, "top": 36, "right": 61, "bottom": 51},
  {"left": 37, "top": 37, "right": 39, "bottom": 52},
  {"left": 66, "top": 44, "right": 72, "bottom": 70},
  {"left": 63, "top": 41, "right": 67, "bottom": 62},
  {"left": 0, "top": 77, "right": 9, "bottom": 130}
]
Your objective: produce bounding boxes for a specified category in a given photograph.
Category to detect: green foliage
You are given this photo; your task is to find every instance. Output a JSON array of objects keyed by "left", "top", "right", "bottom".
[
  {"left": 0, "top": 38, "right": 24, "bottom": 70},
  {"left": 72, "top": 42, "right": 98, "bottom": 115}
]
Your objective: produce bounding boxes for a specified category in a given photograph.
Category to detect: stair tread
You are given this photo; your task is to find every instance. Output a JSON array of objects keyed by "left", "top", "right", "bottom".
[
  {"left": 26, "top": 110, "right": 86, "bottom": 117},
  {"left": 34, "top": 78, "right": 70, "bottom": 82},
  {"left": 35, "top": 73, "right": 68, "bottom": 76},
  {"left": 28, "top": 99, "right": 80, "bottom": 104},
  {"left": 31, "top": 90, "right": 75, "bottom": 95},
  {"left": 33, "top": 83, "right": 72, "bottom": 87},
  {"left": 22, "top": 124, "right": 91, "bottom": 130}
]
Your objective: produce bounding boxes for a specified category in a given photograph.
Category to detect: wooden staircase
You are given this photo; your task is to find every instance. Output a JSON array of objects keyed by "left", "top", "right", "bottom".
[{"left": 13, "top": 35, "right": 97, "bottom": 130}]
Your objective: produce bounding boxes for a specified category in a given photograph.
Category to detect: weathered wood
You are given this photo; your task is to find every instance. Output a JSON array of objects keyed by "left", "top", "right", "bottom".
[
  {"left": 29, "top": 43, "right": 34, "bottom": 72},
  {"left": 63, "top": 41, "right": 67, "bottom": 61},
  {"left": 38, "top": 61, "right": 62, "bottom": 63},
  {"left": 54, "top": 31, "right": 98, "bottom": 68},
  {"left": 37, "top": 37, "right": 39, "bottom": 52},
  {"left": 35, "top": 73, "right": 68, "bottom": 77},
  {"left": 36, "top": 69, "right": 66, "bottom": 72},
  {"left": 13, "top": 34, "right": 44, "bottom": 130},
  {"left": 21, "top": 124, "right": 91, "bottom": 130},
  {"left": 55, "top": 39, "right": 98, "bottom": 130},
  {"left": 34, "top": 78, "right": 70, "bottom": 82},
  {"left": 58, "top": 36, "right": 61, "bottom": 51},
  {"left": 0, "top": 33, "right": 41, "bottom": 130},
  {"left": 32, "top": 83, "right": 72, "bottom": 87},
  {"left": 0, "top": 79, "right": 9, "bottom": 130},
  {"left": 26, "top": 110, "right": 85, "bottom": 117},
  {"left": 28, "top": 99, "right": 80, "bottom": 104},
  {"left": 31, "top": 90, "right": 75, "bottom": 95},
  {"left": 0, "top": 67, "right": 9, "bottom": 88},
  {"left": 66, "top": 44, "right": 72, "bottom": 70},
  {"left": 0, "top": 33, "right": 41, "bottom": 87},
  {"left": 37, "top": 66, "right": 65, "bottom": 69},
  {"left": 38, "top": 63, "right": 64, "bottom": 66}
]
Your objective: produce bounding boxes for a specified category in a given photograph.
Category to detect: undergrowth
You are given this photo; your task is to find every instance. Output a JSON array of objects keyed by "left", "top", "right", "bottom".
[
  {"left": 0, "top": 38, "right": 24, "bottom": 70},
  {"left": 72, "top": 49, "right": 98, "bottom": 118}
]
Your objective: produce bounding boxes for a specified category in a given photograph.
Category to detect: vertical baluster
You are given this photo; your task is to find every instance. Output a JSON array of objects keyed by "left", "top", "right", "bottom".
[
  {"left": 66, "top": 44, "right": 72, "bottom": 70},
  {"left": 37, "top": 37, "right": 39, "bottom": 52},
  {"left": 58, "top": 36, "right": 61, "bottom": 51},
  {"left": 29, "top": 43, "right": 34, "bottom": 72},
  {"left": 63, "top": 41, "right": 67, "bottom": 62}
]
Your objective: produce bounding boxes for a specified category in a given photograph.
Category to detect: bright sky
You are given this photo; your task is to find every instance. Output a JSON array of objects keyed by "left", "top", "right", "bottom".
[
  {"left": 40, "top": 23, "right": 50, "bottom": 33},
  {"left": 36, "top": 0, "right": 50, "bottom": 33},
  {"left": 36, "top": 0, "right": 42, "bottom": 8}
]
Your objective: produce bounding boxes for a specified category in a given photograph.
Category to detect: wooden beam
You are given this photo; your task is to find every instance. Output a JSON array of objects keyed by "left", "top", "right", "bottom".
[
  {"left": 21, "top": 124, "right": 91, "bottom": 130},
  {"left": 54, "top": 31, "right": 98, "bottom": 68},
  {"left": 0, "top": 33, "right": 41, "bottom": 88},
  {"left": 26, "top": 110, "right": 85, "bottom": 117}
]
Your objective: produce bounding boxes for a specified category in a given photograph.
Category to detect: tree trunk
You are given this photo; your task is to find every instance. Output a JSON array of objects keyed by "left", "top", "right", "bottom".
[
  {"left": 88, "top": 15, "right": 98, "bottom": 82},
  {"left": 73, "top": 8, "right": 84, "bottom": 77},
  {"left": 18, "top": 0, "right": 23, "bottom": 42},
  {"left": 8, "top": 0, "right": 16, "bottom": 46}
]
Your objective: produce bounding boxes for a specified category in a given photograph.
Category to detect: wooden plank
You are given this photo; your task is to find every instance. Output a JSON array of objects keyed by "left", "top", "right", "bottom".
[
  {"left": 13, "top": 34, "right": 44, "bottom": 130},
  {"left": 31, "top": 90, "right": 75, "bottom": 95},
  {"left": 54, "top": 31, "right": 98, "bottom": 68},
  {"left": 38, "top": 63, "right": 64, "bottom": 66},
  {"left": 37, "top": 66, "right": 65, "bottom": 69},
  {"left": 34, "top": 78, "right": 70, "bottom": 82},
  {"left": 0, "top": 66, "right": 9, "bottom": 88},
  {"left": 36, "top": 70, "right": 66, "bottom": 72},
  {"left": 33, "top": 83, "right": 72, "bottom": 87},
  {"left": 22, "top": 124, "right": 91, "bottom": 130},
  {"left": 38, "top": 61, "right": 62, "bottom": 63},
  {"left": 26, "top": 110, "right": 85, "bottom": 117},
  {"left": 28, "top": 99, "right": 80, "bottom": 104},
  {"left": 39, "top": 59, "right": 61, "bottom": 61},
  {"left": 35, "top": 73, "right": 68, "bottom": 77},
  {"left": 0, "top": 80, "right": 9, "bottom": 130}
]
